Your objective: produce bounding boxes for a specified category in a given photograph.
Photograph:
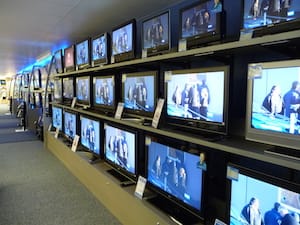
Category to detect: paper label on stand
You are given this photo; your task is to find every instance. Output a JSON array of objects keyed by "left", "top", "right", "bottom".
[
  {"left": 71, "top": 135, "right": 80, "bottom": 152},
  {"left": 115, "top": 102, "right": 124, "bottom": 120},
  {"left": 134, "top": 175, "right": 147, "bottom": 199},
  {"left": 152, "top": 98, "right": 164, "bottom": 128}
]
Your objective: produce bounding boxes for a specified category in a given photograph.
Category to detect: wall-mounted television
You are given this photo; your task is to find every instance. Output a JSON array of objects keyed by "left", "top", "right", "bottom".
[
  {"left": 91, "top": 33, "right": 110, "bottom": 66},
  {"left": 142, "top": 11, "right": 170, "bottom": 56},
  {"left": 227, "top": 164, "right": 300, "bottom": 225},
  {"left": 246, "top": 59, "right": 300, "bottom": 154},
  {"left": 180, "top": 0, "right": 224, "bottom": 49},
  {"left": 32, "top": 67, "right": 41, "bottom": 90},
  {"left": 64, "top": 45, "right": 75, "bottom": 72},
  {"left": 146, "top": 135, "right": 205, "bottom": 224},
  {"left": 76, "top": 76, "right": 91, "bottom": 107},
  {"left": 243, "top": 0, "right": 300, "bottom": 37},
  {"left": 104, "top": 123, "right": 138, "bottom": 182},
  {"left": 62, "top": 77, "right": 74, "bottom": 104},
  {"left": 76, "top": 38, "right": 91, "bottom": 70},
  {"left": 53, "top": 78, "right": 62, "bottom": 103},
  {"left": 93, "top": 75, "right": 115, "bottom": 114},
  {"left": 54, "top": 49, "right": 64, "bottom": 74},
  {"left": 52, "top": 106, "right": 63, "bottom": 131},
  {"left": 165, "top": 66, "right": 229, "bottom": 135},
  {"left": 111, "top": 19, "right": 136, "bottom": 63},
  {"left": 63, "top": 110, "right": 77, "bottom": 141},
  {"left": 122, "top": 71, "right": 157, "bottom": 120},
  {"left": 80, "top": 115, "right": 101, "bottom": 162}
]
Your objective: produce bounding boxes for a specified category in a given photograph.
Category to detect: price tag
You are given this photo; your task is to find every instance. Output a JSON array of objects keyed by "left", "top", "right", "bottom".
[
  {"left": 134, "top": 175, "right": 147, "bottom": 199},
  {"left": 54, "top": 127, "right": 59, "bottom": 139},
  {"left": 48, "top": 124, "right": 52, "bottom": 131},
  {"left": 178, "top": 39, "right": 187, "bottom": 52},
  {"left": 115, "top": 102, "right": 124, "bottom": 120},
  {"left": 152, "top": 98, "right": 164, "bottom": 128},
  {"left": 71, "top": 97, "right": 77, "bottom": 108},
  {"left": 71, "top": 135, "right": 80, "bottom": 152},
  {"left": 248, "top": 64, "right": 263, "bottom": 79},
  {"left": 227, "top": 166, "right": 239, "bottom": 181},
  {"left": 142, "top": 49, "right": 147, "bottom": 58}
]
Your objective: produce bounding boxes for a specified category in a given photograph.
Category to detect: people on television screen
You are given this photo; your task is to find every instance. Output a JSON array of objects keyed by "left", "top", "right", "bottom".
[
  {"left": 84, "top": 120, "right": 95, "bottom": 151},
  {"left": 241, "top": 197, "right": 263, "bottom": 225},
  {"left": 212, "top": 0, "right": 222, "bottom": 13},
  {"left": 147, "top": 17, "right": 164, "bottom": 47},
  {"left": 152, "top": 155, "right": 162, "bottom": 178},
  {"left": 95, "top": 38, "right": 105, "bottom": 58},
  {"left": 96, "top": 79, "right": 111, "bottom": 105},
  {"left": 279, "top": 208, "right": 298, "bottom": 225},
  {"left": 127, "top": 78, "right": 148, "bottom": 110},
  {"left": 264, "top": 202, "right": 282, "bottom": 225},
  {"left": 262, "top": 85, "right": 283, "bottom": 117},
  {"left": 108, "top": 129, "right": 129, "bottom": 167},
  {"left": 196, "top": 152, "right": 207, "bottom": 171}
]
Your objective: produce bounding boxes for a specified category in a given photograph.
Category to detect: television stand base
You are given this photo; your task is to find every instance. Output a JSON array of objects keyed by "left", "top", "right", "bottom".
[
  {"left": 106, "top": 168, "right": 133, "bottom": 184},
  {"left": 264, "top": 146, "right": 300, "bottom": 161},
  {"left": 89, "top": 155, "right": 101, "bottom": 164}
]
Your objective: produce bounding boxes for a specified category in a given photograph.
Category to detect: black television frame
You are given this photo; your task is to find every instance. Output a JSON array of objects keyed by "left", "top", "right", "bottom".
[
  {"left": 75, "top": 38, "right": 91, "bottom": 70},
  {"left": 54, "top": 49, "right": 64, "bottom": 74},
  {"left": 63, "top": 109, "right": 78, "bottom": 144},
  {"left": 75, "top": 75, "right": 91, "bottom": 108},
  {"left": 62, "top": 77, "right": 74, "bottom": 105},
  {"left": 91, "top": 32, "right": 110, "bottom": 66},
  {"left": 64, "top": 45, "right": 76, "bottom": 72}
]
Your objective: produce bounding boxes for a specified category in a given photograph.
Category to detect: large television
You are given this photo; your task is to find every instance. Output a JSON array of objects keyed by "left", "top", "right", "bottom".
[
  {"left": 91, "top": 32, "right": 110, "bottom": 66},
  {"left": 246, "top": 59, "right": 300, "bottom": 154},
  {"left": 146, "top": 135, "right": 206, "bottom": 224},
  {"left": 54, "top": 49, "right": 64, "bottom": 74},
  {"left": 76, "top": 76, "right": 91, "bottom": 108},
  {"left": 111, "top": 19, "right": 136, "bottom": 63},
  {"left": 104, "top": 123, "right": 138, "bottom": 183},
  {"left": 165, "top": 66, "right": 229, "bottom": 135},
  {"left": 227, "top": 164, "right": 300, "bottom": 225},
  {"left": 243, "top": 0, "right": 300, "bottom": 37},
  {"left": 180, "top": 0, "right": 224, "bottom": 49},
  {"left": 32, "top": 67, "right": 41, "bottom": 90},
  {"left": 63, "top": 110, "right": 77, "bottom": 141},
  {"left": 52, "top": 106, "right": 63, "bottom": 131},
  {"left": 122, "top": 71, "right": 157, "bottom": 120},
  {"left": 142, "top": 11, "right": 170, "bottom": 56},
  {"left": 93, "top": 75, "right": 115, "bottom": 114},
  {"left": 80, "top": 115, "right": 101, "bottom": 162},
  {"left": 64, "top": 45, "right": 75, "bottom": 72},
  {"left": 76, "top": 38, "right": 91, "bottom": 70},
  {"left": 62, "top": 77, "right": 74, "bottom": 104},
  {"left": 53, "top": 78, "right": 62, "bottom": 103}
]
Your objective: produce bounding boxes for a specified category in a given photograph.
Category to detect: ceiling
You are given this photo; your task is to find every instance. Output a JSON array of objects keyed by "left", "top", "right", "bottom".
[{"left": 0, "top": 0, "right": 183, "bottom": 78}]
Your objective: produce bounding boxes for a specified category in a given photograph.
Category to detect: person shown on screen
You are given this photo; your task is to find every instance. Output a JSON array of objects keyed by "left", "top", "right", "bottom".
[
  {"left": 280, "top": 208, "right": 298, "bottom": 225},
  {"left": 181, "top": 83, "right": 190, "bottom": 118},
  {"left": 162, "top": 156, "right": 173, "bottom": 191},
  {"left": 95, "top": 38, "right": 104, "bottom": 58},
  {"left": 178, "top": 166, "right": 187, "bottom": 195},
  {"left": 196, "top": 152, "right": 207, "bottom": 171},
  {"left": 86, "top": 121, "right": 95, "bottom": 151},
  {"left": 172, "top": 85, "right": 182, "bottom": 107},
  {"left": 117, "top": 131, "right": 128, "bottom": 167},
  {"left": 280, "top": 0, "right": 292, "bottom": 19},
  {"left": 100, "top": 80, "right": 110, "bottom": 104},
  {"left": 79, "top": 44, "right": 87, "bottom": 64},
  {"left": 267, "top": 0, "right": 281, "bottom": 22},
  {"left": 183, "top": 17, "right": 193, "bottom": 36},
  {"left": 264, "top": 202, "right": 282, "bottom": 225},
  {"left": 188, "top": 84, "right": 201, "bottom": 118},
  {"left": 241, "top": 197, "right": 263, "bottom": 225},
  {"left": 118, "top": 28, "right": 129, "bottom": 53},
  {"left": 212, "top": 0, "right": 222, "bottom": 13},
  {"left": 150, "top": 17, "right": 164, "bottom": 46},
  {"left": 152, "top": 155, "right": 162, "bottom": 179},
  {"left": 262, "top": 85, "right": 283, "bottom": 117},
  {"left": 133, "top": 78, "right": 148, "bottom": 110},
  {"left": 198, "top": 80, "right": 210, "bottom": 120}
]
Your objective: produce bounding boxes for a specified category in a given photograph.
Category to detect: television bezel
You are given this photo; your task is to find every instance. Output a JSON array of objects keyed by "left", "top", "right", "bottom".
[
  {"left": 52, "top": 105, "right": 63, "bottom": 131},
  {"left": 164, "top": 66, "right": 230, "bottom": 135},
  {"left": 54, "top": 49, "right": 64, "bottom": 74},
  {"left": 75, "top": 38, "right": 91, "bottom": 70},
  {"left": 75, "top": 75, "right": 91, "bottom": 108},
  {"left": 62, "top": 77, "right": 74, "bottom": 104},
  {"left": 64, "top": 45, "right": 76, "bottom": 72},
  {"left": 141, "top": 10, "right": 171, "bottom": 56},
  {"left": 63, "top": 109, "right": 78, "bottom": 141},
  {"left": 111, "top": 19, "right": 136, "bottom": 63},
  {"left": 91, "top": 32, "right": 110, "bottom": 66}
]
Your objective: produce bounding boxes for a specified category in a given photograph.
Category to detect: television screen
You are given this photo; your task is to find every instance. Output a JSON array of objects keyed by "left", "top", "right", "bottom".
[
  {"left": 146, "top": 137, "right": 205, "bottom": 218},
  {"left": 64, "top": 45, "right": 75, "bottom": 72},
  {"left": 76, "top": 76, "right": 90, "bottom": 107},
  {"left": 243, "top": 0, "right": 300, "bottom": 35},
  {"left": 142, "top": 11, "right": 170, "bottom": 56},
  {"left": 62, "top": 77, "right": 74, "bottom": 102},
  {"left": 246, "top": 59, "right": 300, "bottom": 151},
  {"left": 93, "top": 75, "right": 115, "bottom": 109},
  {"left": 122, "top": 71, "right": 157, "bottom": 118},
  {"left": 32, "top": 67, "right": 41, "bottom": 89},
  {"left": 54, "top": 49, "right": 64, "bottom": 74},
  {"left": 91, "top": 33, "right": 109, "bottom": 66},
  {"left": 52, "top": 106, "right": 63, "bottom": 131},
  {"left": 53, "top": 78, "right": 62, "bottom": 103},
  {"left": 104, "top": 123, "right": 137, "bottom": 178},
  {"left": 112, "top": 19, "right": 136, "bottom": 62},
  {"left": 76, "top": 39, "right": 90, "bottom": 69},
  {"left": 180, "top": 0, "right": 223, "bottom": 49},
  {"left": 63, "top": 110, "right": 77, "bottom": 139},
  {"left": 165, "top": 66, "right": 229, "bottom": 134},
  {"left": 80, "top": 115, "right": 100, "bottom": 155},
  {"left": 228, "top": 164, "right": 300, "bottom": 225}
]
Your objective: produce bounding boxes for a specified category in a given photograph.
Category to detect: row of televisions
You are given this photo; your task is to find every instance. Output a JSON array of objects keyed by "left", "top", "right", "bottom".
[
  {"left": 51, "top": 106, "right": 300, "bottom": 224},
  {"left": 53, "top": 58, "right": 300, "bottom": 154},
  {"left": 53, "top": 0, "right": 300, "bottom": 72}
]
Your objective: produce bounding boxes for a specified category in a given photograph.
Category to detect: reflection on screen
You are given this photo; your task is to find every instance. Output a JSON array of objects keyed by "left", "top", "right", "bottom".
[
  {"left": 52, "top": 107, "right": 62, "bottom": 130},
  {"left": 112, "top": 23, "right": 133, "bottom": 55},
  {"left": 80, "top": 117, "right": 100, "bottom": 155},
  {"left": 76, "top": 40, "right": 89, "bottom": 66},
  {"left": 64, "top": 112, "right": 76, "bottom": 139},
  {"left": 94, "top": 77, "right": 114, "bottom": 106},
  {"left": 92, "top": 35, "right": 107, "bottom": 61}
]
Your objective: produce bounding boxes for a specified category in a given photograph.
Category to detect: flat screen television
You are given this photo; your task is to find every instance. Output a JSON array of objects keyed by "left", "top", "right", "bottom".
[
  {"left": 63, "top": 110, "right": 77, "bottom": 141},
  {"left": 91, "top": 33, "right": 109, "bottom": 66},
  {"left": 34, "top": 93, "right": 42, "bottom": 108},
  {"left": 62, "top": 77, "right": 74, "bottom": 104},
  {"left": 54, "top": 49, "right": 64, "bottom": 74},
  {"left": 122, "top": 71, "right": 157, "bottom": 120},
  {"left": 64, "top": 45, "right": 75, "bottom": 72},
  {"left": 52, "top": 106, "right": 63, "bottom": 131},
  {"left": 227, "top": 164, "right": 300, "bottom": 225},
  {"left": 93, "top": 75, "right": 115, "bottom": 113},
  {"left": 76, "top": 76, "right": 91, "bottom": 108},
  {"left": 180, "top": 0, "right": 224, "bottom": 49},
  {"left": 165, "top": 66, "right": 229, "bottom": 135},
  {"left": 146, "top": 135, "right": 206, "bottom": 224},
  {"left": 80, "top": 115, "right": 101, "bottom": 161},
  {"left": 53, "top": 78, "right": 62, "bottom": 103},
  {"left": 142, "top": 11, "right": 170, "bottom": 56},
  {"left": 246, "top": 59, "right": 300, "bottom": 154},
  {"left": 76, "top": 38, "right": 91, "bottom": 70},
  {"left": 111, "top": 19, "right": 136, "bottom": 63},
  {"left": 104, "top": 123, "right": 138, "bottom": 182},
  {"left": 32, "top": 67, "right": 41, "bottom": 89},
  {"left": 243, "top": 0, "right": 300, "bottom": 37}
]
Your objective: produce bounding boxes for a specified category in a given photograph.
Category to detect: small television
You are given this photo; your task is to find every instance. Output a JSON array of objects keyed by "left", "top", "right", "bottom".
[
  {"left": 146, "top": 135, "right": 205, "bottom": 224},
  {"left": 32, "top": 67, "right": 41, "bottom": 90},
  {"left": 243, "top": 0, "right": 300, "bottom": 37},
  {"left": 76, "top": 76, "right": 91, "bottom": 107},
  {"left": 52, "top": 106, "right": 63, "bottom": 131},
  {"left": 80, "top": 115, "right": 101, "bottom": 161},
  {"left": 53, "top": 78, "right": 62, "bottom": 103},
  {"left": 64, "top": 45, "right": 75, "bottom": 72},
  {"left": 165, "top": 66, "right": 229, "bottom": 135},
  {"left": 142, "top": 11, "right": 170, "bottom": 56},
  {"left": 122, "top": 71, "right": 157, "bottom": 120},
  {"left": 62, "top": 77, "right": 74, "bottom": 104},
  {"left": 76, "top": 38, "right": 91, "bottom": 70},
  {"left": 180, "top": 0, "right": 224, "bottom": 49},
  {"left": 91, "top": 33, "right": 110, "bottom": 66},
  {"left": 63, "top": 110, "right": 77, "bottom": 141},
  {"left": 111, "top": 19, "right": 136, "bottom": 63},
  {"left": 227, "top": 164, "right": 300, "bottom": 225},
  {"left": 93, "top": 75, "right": 115, "bottom": 113},
  {"left": 104, "top": 123, "right": 138, "bottom": 182},
  {"left": 54, "top": 49, "right": 64, "bottom": 74},
  {"left": 246, "top": 59, "right": 300, "bottom": 154}
]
